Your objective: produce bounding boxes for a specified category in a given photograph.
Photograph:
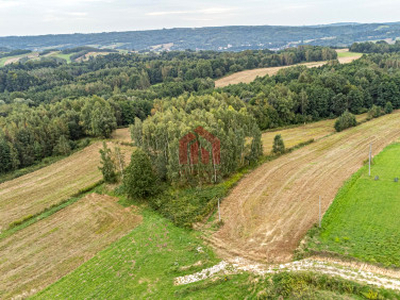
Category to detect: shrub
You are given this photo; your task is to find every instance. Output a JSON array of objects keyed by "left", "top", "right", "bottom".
[
  {"left": 334, "top": 110, "right": 357, "bottom": 132},
  {"left": 123, "top": 149, "right": 157, "bottom": 199},
  {"left": 98, "top": 142, "right": 118, "bottom": 183},
  {"left": 272, "top": 134, "right": 285, "bottom": 154},
  {"left": 367, "top": 105, "right": 384, "bottom": 120},
  {"left": 385, "top": 101, "right": 393, "bottom": 114}
]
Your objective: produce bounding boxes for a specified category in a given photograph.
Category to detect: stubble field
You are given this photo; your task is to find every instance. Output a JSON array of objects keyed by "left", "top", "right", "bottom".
[
  {"left": 261, "top": 114, "right": 367, "bottom": 154},
  {"left": 215, "top": 49, "right": 362, "bottom": 88},
  {"left": 0, "top": 128, "right": 132, "bottom": 232},
  {"left": 210, "top": 111, "right": 400, "bottom": 263},
  {"left": 0, "top": 193, "right": 142, "bottom": 299}
]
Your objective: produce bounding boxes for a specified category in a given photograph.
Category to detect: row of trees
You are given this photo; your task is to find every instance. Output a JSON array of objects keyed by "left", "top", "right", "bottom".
[{"left": 350, "top": 41, "right": 400, "bottom": 54}]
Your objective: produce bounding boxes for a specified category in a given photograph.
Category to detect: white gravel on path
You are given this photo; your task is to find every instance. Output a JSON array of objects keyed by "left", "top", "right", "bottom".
[{"left": 175, "top": 257, "right": 400, "bottom": 291}]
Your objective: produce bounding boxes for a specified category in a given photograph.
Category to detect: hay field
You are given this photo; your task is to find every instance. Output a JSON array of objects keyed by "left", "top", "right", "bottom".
[
  {"left": 0, "top": 193, "right": 142, "bottom": 299},
  {"left": 0, "top": 128, "right": 132, "bottom": 231},
  {"left": 261, "top": 114, "right": 367, "bottom": 154},
  {"left": 211, "top": 111, "right": 400, "bottom": 263},
  {"left": 215, "top": 49, "right": 362, "bottom": 88}
]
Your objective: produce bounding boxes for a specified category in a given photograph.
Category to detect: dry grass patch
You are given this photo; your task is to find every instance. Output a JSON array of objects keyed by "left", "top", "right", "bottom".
[
  {"left": 215, "top": 49, "right": 361, "bottom": 88},
  {"left": 261, "top": 114, "right": 367, "bottom": 154},
  {"left": 215, "top": 61, "right": 326, "bottom": 88},
  {"left": 0, "top": 193, "right": 142, "bottom": 299},
  {"left": 0, "top": 128, "right": 132, "bottom": 231},
  {"left": 211, "top": 111, "right": 400, "bottom": 264},
  {"left": 112, "top": 127, "right": 133, "bottom": 143}
]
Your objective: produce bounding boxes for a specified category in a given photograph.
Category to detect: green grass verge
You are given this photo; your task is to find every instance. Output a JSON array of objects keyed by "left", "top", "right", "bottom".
[{"left": 303, "top": 142, "right": 400, "bottom": 267}]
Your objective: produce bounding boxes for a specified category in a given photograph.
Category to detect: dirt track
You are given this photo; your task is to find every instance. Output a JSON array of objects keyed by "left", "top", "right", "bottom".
[
  {"left": 211, "top": 111, "right": 400, "bottom": 263},
  {"left": 0, "top": 193, "right": 141, "bottom": 299},
  {"left": 215, "top": 50, "right": 362, "bottom": 88},
  {"left": 0, "top": 128, "right": 132, "bottom": 231}
]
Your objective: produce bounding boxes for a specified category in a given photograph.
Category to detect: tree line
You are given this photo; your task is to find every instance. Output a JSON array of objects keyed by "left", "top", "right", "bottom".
[
  {"left": 350, "top": 40, "right": 400, "bottom": 54},
  {"left": 0, "top": 46, "right": 336, "bottom": 104},
  {"left": 0, "top": 95, "right": 150, "bottom": 174}
]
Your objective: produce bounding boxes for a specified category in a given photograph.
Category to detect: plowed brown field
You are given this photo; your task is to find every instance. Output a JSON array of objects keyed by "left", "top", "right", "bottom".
[
  {"left": 0, "top": 128, "right": 132, "bottom": 231},
  {"left": 215, "top": 50, "right": 362, "bottom": 88},
  {"left": 211, "top": 111, "right": 400, "bottom": 263},
  {"left": 0, "top": 193, "right": 141, "bottom": 299}
]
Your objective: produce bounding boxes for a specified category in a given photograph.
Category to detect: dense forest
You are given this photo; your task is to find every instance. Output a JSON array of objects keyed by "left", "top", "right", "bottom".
[
  {"left": 1, "top": 23, "right": 400, "bottom": 51},
  {"left": 218, "top": 53, "right": 400, "bottom": 130},
  {"left": 0, "top": 46, "right": 335, "bottom": 175},
  {"left": 0, "top": 46, "right": 336, "bottom": 103},
  {"left": 350, "top": 40, "right": 400, "bottom": 53},
  {"left": 2, "top": 44, "right": 400, "bottom": 183},
  {"left": 130, "top": 94, "right": 262, "bottom": 184}
]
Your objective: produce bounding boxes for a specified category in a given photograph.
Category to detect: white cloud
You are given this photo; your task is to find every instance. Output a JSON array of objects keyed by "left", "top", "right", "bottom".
[
  {"left": 1, "top": 0, "right": 400, "bottom": 36},
  {"left": 43, "top": 10, "right": 89, "bottom": 22},
  {"left": 147, "top": 10, "right": 191, "bottom": 16},
  {"left": 66, "top": 12, "right": 89, "bottom": 17},
  {"left": 0, "top": 0, "right": 22, "bottom": 9},
  {"left": 147, "top": 6, "right": 237, "bottom": 16}
]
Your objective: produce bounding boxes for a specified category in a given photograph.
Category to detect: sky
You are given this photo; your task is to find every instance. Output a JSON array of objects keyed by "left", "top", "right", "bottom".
[{"left": 0, "top": 0, "right": 400, "bottom": 36}]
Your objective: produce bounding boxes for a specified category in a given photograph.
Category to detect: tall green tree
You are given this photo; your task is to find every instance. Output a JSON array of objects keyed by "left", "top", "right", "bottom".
[
  {"left": 81, "top": 96, "right": 117, "bottom": 138},
  {"left": 98, "top": 142, "right": 118, "bottom": 183},
  {"left": 54, "top": 135, "right": 71, "bottom": 156},
  {"left": 272, "top": 134, "right": 285, "bottom": 154},
  {"left": 123, "top": 148, "right": 157, "bottom": 199}
]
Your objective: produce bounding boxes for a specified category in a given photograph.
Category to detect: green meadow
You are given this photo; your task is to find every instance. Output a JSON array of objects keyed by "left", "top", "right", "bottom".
[
  {"left": 337, "top": 51, "right": 363, "bottom": 58},
  {"left": 307, "top": 143, "right": 400, "bottom": 267}
]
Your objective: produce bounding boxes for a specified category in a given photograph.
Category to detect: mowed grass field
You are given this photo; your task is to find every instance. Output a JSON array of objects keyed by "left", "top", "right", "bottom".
[
  {"left": 215, "top": 49, "right": 362, "bottom": 88},
  {"left": 0, "top": 193, "right": 142, "bottom": 299},
  {"left": 0, "top": 129, "right": 132, "bottom": 231},
  {"left": 261, "top": 114, "right": 367, "bottom": 154},
  {"left": 308, "top": 143, "right": 400, "bottom": 267},
  {"left": 211, "top": 111, "right": 400, "bottom": 264},
  {"left": 33, "top": 207, "right": 227, "bottom": 299}
]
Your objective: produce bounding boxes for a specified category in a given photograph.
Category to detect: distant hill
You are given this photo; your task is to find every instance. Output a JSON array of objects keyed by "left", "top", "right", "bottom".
[{"left": 1, "top": 22, "right": 400, "bottom": 52}]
